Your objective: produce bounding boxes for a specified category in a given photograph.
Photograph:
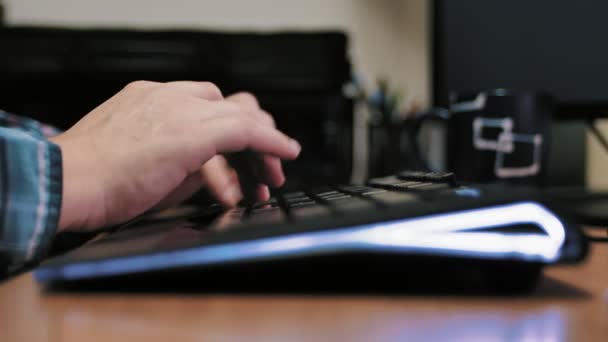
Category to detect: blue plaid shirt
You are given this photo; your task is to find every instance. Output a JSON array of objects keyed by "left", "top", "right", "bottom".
[{"left": 0, "top": 110, "right": 63, "bottom": 278}]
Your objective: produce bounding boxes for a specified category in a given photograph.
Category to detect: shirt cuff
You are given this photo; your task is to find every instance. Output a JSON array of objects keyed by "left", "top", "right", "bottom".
[
  {"left": 0, "top": 130, "right": 62, "bottom": 276},
  {"left": 26, "top": 141, "right": 63, "bottom": 264}
]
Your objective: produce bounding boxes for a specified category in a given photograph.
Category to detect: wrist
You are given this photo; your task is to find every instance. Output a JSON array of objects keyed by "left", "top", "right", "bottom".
[{"left": 49, "top": 134, "right": 99, "bottom": 232}]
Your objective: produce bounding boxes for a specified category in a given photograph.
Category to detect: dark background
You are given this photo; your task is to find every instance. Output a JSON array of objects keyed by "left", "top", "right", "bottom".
[
  {"left": 434, "top": 0, "right": 608, "bottom": 111},
  {"left": 0, "top": 27, "right": 353, "bottom": 187},
  {"left": 432, "top": 0, "right": 607, "bottom": 186},
  {"left": 1, "top": 1, "right": 606, "bottom": 187}
]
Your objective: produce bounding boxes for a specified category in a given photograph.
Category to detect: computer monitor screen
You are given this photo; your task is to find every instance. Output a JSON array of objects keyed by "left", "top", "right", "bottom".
[{"left": 434, "top": 0, "right": 608, "bottom": 117}]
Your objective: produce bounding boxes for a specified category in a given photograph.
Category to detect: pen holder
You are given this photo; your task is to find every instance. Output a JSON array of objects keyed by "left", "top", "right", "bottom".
[{"left": 367, "top": 121, "right": 422, "bottom": 178}]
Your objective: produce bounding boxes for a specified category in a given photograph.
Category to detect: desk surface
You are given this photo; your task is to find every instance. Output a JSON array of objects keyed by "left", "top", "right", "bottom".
[{"left": 1, "top": 244, "right": 606, "bottom": 342}]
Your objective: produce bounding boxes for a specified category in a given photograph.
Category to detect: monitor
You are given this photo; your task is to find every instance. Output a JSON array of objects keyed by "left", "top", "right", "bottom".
[{"left": 433, "top": 0, "right": 608, "bottom": 119}]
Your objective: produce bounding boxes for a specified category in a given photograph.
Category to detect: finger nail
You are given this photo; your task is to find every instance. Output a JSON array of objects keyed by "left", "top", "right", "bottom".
[
  {"left": 289, "top": 139, "right": 301, "bottom": 156},
  {"left": 223, "top": 185, "right": 243, "bottom": 205}
]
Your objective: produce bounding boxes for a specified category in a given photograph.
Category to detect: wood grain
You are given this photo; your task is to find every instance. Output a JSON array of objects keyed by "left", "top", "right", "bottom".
[{"left": 1, "top": 245, "right": 606, "bottom": 342}]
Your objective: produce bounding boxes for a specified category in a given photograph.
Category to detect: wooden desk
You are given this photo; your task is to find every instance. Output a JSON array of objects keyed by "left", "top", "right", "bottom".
[{"left": 1, "top": 245, "right": 606, "bottom": 341}]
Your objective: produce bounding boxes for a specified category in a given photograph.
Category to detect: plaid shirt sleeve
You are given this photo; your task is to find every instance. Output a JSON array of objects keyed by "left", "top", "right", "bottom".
[{"left": 0, "top": 110, "right": 63, "bottom": 278}]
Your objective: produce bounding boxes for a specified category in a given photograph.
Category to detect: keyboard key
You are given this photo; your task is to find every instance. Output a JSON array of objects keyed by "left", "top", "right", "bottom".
[
  {"left": 338, "top": 185, "right": 367, "bottom": 192},
  {"left": 252, "top": 201, "right": 281, "bottom": 210},
  {"left": 250, "top": 205, "right": 281, "bottom": 213},
  {"left": 393, "top": 181, "right": 423, "bottom": 188},
  {"left": 289, "top": 205, "right": 333, "bottom": 220},
  {"left": 285, "top": 197, "right": 315, "bottom": 206},
  {"left": 367, "top": 176, "right": 402, "bottom": 187},
  {"left": 316, "top": 190, "right": 340, "bottom": 198},
  {"left": 393, "top": 182, "right": 451, "bottom": 193},
  {"left": 366, "top": 179, "right": 421, "bottom": 192},
  {"left": 397, "top": 170, "right": 427, "bottom": 180},
  {"left": 329, "top": 197, "right": 377, "bottom": 212},
  {"left": 321, "top": 194, "right": 351, "bottom": 201},
  {"left": 288, "top": 200, "right": 317, "bottom": 208},
  {"left": 246, "top": 209, "right": 287, "bottom": 225},
  {"left": 283, "top": 191, "right": 307, "bottom": 199},
  {"left": 209, "top": 208, "right": 245, "bottom": 231},
  {"left": 366, "top": 191, "right": 418, "bottom": 205},
  {"left": 414, "top": 183, "right": 451, "bottom": 191},
  {"left": 366, "top": 178, "right": 452, "bottom": 194},
  {"left": 338, "top": 185, "right": 385, "bottom": 195},
  {"left": 360, "top": 189, "right": 386, "bottom": 195},
  {"left": 398, "top": 170, "right": 455, "bottom": 184},
  {"left": 403, "top": 182, "right": 434, "bottom": 189}
]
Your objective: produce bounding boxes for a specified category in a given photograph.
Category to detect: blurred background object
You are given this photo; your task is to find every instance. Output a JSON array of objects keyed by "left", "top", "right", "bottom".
[
  {"left": 432, "top": 0, "right": 608, "bottom": 188},
  {"left": 0, "top": 0, "right": 430, "bottom": 188},
  {"left": 1, "top": 0, "right": 607, "bottom": 189},
  {"left": 0, "top": 0, "right": 5, "bottom": 25},
  {"left": 0, "top": 0, "right": 430, "bottom": 102},
  {"left": 0, "top": 27, "right": 352, "bottom": 186}
]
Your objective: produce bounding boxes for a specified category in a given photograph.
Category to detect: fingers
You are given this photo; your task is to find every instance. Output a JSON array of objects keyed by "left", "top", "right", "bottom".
[
  {"left": 200, "top": 156, "right": 243, "bottom": 207},
  {"left": 254, "top": 154, "right": 285, "bottom": 187},
  {"left": 203, "top": 154, "right": 272, "bottom": 206},
  {"left": 153, "top": 86, "right": 293, "bottom": 199},
  {"left": 154, "top": 156, "right": 244, "bottom": 209},
  {"left": 213, "top": 98, "right": 292, "bottom": 188},
  {"left": 199, "top": 115, "right": 301, "bottom": 162},
  {"left": 255, "top": 183, "right": 271, "bottom": 202},
  {"left": 225, "top": 92, "right": 284, "bottom": 187},
  {"left": 135, "top": 84, "right": 295, "bottom": 195},
  {"left": 151, "top": 171, "right": 204, "bottom": 210},
  {"left": 226, "top": 91, "right": 260, "bottom": 108}
]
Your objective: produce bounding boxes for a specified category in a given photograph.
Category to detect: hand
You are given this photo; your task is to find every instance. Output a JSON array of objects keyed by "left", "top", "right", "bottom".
[
  {"left": 50, "top": 81, "right": 301, "bottom": 232},
  {"left": 151, "top": 92, "right": 285, "bottom": 210}
]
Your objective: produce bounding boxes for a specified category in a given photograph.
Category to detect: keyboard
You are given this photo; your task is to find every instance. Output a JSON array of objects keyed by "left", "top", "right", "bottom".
[
  {"left": 34, "top": 171, "right": 588, "bottom": 292},
  {"left": 203, "top": 171, "right": 458, "bottom": 230}
]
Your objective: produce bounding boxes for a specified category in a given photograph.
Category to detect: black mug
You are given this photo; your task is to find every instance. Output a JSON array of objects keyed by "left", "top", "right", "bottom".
[{"left": 412, "top": 90, "right": 554, "bottom": 185}]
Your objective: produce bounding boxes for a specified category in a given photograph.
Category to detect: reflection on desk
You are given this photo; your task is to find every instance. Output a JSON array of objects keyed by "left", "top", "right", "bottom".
[
  {"left": 1, "top": 245, "right": 606, "bottom": 342},
  {"left": 56, "top": 307, "right": 566, "bottom": 342}
]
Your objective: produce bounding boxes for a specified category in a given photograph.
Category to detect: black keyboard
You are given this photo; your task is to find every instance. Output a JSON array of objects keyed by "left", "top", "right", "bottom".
[
  {"left": 205, "top": 171, "right": 458, "bottom": 230},
  {"left": 35, "top": 171, "right": 588, "bottom": 290}
]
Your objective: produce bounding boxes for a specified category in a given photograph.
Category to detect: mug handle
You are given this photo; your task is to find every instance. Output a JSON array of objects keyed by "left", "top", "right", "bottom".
[{"left": 404, "top": 108, "right": 450, "bottom": 171}]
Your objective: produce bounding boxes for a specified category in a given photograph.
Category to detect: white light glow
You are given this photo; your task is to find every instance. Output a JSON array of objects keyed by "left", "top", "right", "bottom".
[
  {"left": 353, "top": 202, "right": 565, "bottom": 261},
  {"left": 35, "top": 202, "right": 568, "bottom": 281}
]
